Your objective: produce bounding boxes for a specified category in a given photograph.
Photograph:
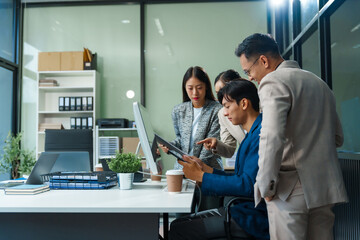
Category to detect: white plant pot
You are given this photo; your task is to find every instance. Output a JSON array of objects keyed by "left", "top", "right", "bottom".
[{"left": 118, "top": 173, "right": 134, "bottom": 190}]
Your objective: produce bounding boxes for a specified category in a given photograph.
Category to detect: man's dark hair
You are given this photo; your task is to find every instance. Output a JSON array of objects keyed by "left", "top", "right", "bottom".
[
  {"left": 218, "top": 80, "right": 260, "bottom": 112},
  {"left": 214, "top": 69, "right": 241, "bottom": 85},
  {"left": 235, "top": 33, "right": 281, "bottom": 60},
  {"left": 182, "top": 66, "right": 216, "bottom": 102}
]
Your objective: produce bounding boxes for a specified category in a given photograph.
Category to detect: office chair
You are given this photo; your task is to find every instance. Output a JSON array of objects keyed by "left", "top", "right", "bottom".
[
  {"left": 211, "top": 196, "right": 256, "bottom": 240},
  {"left": 44, "top": 129, "right": 93, "bottom": 170}
]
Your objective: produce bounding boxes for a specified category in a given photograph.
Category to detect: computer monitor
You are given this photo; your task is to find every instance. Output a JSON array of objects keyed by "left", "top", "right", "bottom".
[{"left": 133, "top": 102, "right": 159, "bottom": 174}]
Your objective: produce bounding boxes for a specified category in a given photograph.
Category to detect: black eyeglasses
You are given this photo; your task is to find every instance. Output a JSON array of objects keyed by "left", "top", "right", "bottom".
[{"left": 243, "top": 57, "right": 260, "bottom": 76}]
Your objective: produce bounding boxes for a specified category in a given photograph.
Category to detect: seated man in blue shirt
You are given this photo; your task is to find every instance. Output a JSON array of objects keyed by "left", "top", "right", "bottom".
[{"left": 169, "top": 80, "right": 269, "bottom": 240}]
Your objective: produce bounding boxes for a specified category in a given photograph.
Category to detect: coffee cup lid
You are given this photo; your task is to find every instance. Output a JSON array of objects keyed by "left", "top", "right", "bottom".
[{"left": 166, "top": 169, "right": 184, "bottom": 175}]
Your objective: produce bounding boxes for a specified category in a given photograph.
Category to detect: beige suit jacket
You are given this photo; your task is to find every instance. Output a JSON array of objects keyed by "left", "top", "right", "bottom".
[
  {"left": 254, "top": 60, "right": 348, "bottom": 209},
  {"left": 215, "top": 108, "right": 245, "bottom": 158}
]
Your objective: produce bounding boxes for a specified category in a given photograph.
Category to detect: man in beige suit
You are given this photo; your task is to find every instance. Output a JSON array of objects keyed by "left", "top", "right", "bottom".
[{"left": 235, "top": 33, "right": 348, "bottom": 240}]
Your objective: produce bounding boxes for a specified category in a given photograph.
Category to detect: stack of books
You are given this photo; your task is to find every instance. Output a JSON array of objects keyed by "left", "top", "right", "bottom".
[
  {"left": 39, "top": 79, "right": 59, "bottom": 87},
  {"left": 4, "top": 184, "right": 50, "bottom": 195}
]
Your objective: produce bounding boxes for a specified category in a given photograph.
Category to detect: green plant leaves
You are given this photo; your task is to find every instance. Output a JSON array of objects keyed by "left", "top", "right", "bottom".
[
  {"left": 107, "top": 151, "right": 142, "bottom": 173},
  {"left": 0, "top": 132, "right": 36, "bottom": 179}
]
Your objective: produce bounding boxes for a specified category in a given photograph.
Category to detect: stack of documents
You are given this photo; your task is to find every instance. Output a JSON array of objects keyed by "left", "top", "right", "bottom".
[
  {"left": 38, "top": 123, "right": 64, "bottom": 132},
  {"left": 39, "top": 79, "right": 59, "bottom": 87},
  {"left": 83, "top": 48, "right": 93, "bottom": 63},
  {"left": 4, "top": 184, "right": 50, "bottom": 195}
]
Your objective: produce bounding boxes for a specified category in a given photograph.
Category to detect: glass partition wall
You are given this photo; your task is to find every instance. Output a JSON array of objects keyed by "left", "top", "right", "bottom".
[
  {"left": 272, "top": 0, "right": 360, "bottom": 155},
  {"left": 22, "top": 1, "right": 268, "bottom": 171},
  {"left": 0, "top": 0, "right": 20, "bottom": 180},
  {"left": 330, "top": 0, "right": 360, "bottom": 153},
  {"left": 22, "top": 4, "right": 141, "bottom": 152},
  {"left": 145, "top": 1, "right": 267, "bottom": 170}
]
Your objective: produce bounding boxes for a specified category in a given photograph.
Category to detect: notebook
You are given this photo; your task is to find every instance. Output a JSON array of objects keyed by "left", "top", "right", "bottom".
[{"left": 4, "top": 184, "right": 50, "bottom": 195}]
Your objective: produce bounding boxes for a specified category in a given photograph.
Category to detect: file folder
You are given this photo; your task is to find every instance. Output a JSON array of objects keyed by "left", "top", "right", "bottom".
[
  {"left": 88, "top": 117, "right": 93, "bottom": 129},
  {"left": 76, "top": 117, "right": 82, "bottom": 129},
  {"left": 59, "top": 97, "right": 65, "bottom": 111},
  {"left": 87, "top": 96, "right": 93, "bottom": 110},
  {"left": 70, "top": 117, "right": 76, "bottom": 129},
  {"left": 76, "top": 97, "right": 82, "bottom": 111},
  {"left": 82, "top": 97, "right": 87, "bottom": 111},
  {"left": 70, "top": 97, "right": 76, "bottom": 111},
  {"left": 64, "top": 97, "right": 70, "bottom": 111},
  {"left": 81, "top": 117, "right": 87, "bottom": 129}
]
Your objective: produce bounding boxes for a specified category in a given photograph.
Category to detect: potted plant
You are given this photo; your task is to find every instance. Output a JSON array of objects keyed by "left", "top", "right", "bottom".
[
  {"left": 107, "top": 151, "right": 141, "bottom": 190},
  {"left": 0, "top": 132, "right": 36, "bottom": 179}
]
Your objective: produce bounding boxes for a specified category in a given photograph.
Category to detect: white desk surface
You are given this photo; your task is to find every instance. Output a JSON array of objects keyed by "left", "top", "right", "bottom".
[{"left": 0, "top": 179, "right": 194, "bottom": 213}]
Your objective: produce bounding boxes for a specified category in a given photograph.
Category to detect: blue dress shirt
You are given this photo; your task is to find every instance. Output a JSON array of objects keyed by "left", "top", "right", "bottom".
[{"left": 202, "top": 114, "right": 269, "bottom": 239}]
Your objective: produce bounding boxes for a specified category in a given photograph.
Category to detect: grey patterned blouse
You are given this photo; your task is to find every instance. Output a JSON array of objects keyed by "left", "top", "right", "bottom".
[{"left": 170, "top": 100, "right": 223, "bottom": 170}]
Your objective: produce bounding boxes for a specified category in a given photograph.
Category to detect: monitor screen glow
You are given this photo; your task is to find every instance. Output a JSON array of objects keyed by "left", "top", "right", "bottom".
[{"left": 133, "top": 102, "right": 159, "bottom": 174}]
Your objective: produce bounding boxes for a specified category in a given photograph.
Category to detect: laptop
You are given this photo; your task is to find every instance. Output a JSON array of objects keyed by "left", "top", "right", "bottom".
[
  {"left": 25, "top": 152, "right": 60, "bottom": 184},
  {"left": 49, "top": 151, "right": 91, "bottom": 173},
  {"left": 27, "top": 151, "right": 91, "bottom": 184},
  {"left": 0, "top": 152, "right": 91, "bottom": 187}
]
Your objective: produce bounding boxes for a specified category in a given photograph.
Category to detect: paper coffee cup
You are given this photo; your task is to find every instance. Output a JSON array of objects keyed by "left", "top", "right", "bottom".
[
  {"left": 151, "top": 170, "right": 162, "bottom": 182},
  {"left": 95, "top": 163, "right": 103, "bottom": 172},
  {"left": 166, "top": 170, "right": 184, "bottom": 194}
]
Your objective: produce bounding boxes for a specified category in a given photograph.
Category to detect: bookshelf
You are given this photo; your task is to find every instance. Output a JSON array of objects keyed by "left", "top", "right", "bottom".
[{"left": 36, "top": 70, "right": 100, "bottom": 161}]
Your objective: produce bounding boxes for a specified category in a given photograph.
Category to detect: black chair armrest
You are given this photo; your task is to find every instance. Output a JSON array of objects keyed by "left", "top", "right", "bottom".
[
  {"left": 224, "top": 196, "right": 255, "bottom": 240},
  {"left": 224, "top": 196, "right": 254, "bottom": 222}
]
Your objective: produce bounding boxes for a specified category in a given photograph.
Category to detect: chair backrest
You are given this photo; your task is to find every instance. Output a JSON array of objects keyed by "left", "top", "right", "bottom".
[{"left": 45, "top": 129, "right": 93, "bottom": 170}]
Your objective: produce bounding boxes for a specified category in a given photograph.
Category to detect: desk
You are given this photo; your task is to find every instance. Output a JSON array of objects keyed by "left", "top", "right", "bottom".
[
  {"left": 224, "top": 166, "right": 235, "bottom": 174},
  {"left": 0, "top": 180, "right": 194, "bottom": 240}
]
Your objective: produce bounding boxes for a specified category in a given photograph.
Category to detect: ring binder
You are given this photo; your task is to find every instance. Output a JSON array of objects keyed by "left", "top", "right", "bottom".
[{"left": 41, "top": 171, "right": 117, "bottom": 189}]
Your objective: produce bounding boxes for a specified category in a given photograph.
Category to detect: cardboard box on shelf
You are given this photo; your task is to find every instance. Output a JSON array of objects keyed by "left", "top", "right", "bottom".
[
  {"left": 38, "top": 52, "right": 61, "bottom": 71},
  {"left": 38, "top": 49, "right": 96, "bottom": 71},
  {"left": 122, "top": 137, "right": 144, "bottom": 156},
  {"left": 61, "top": 51, "right": 84, "bottom": 71}
]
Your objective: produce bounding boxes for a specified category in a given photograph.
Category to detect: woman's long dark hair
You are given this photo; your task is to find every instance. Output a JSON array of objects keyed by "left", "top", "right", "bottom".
[{"left": 182, "top": 66, "right": 216, "bottom": 102}]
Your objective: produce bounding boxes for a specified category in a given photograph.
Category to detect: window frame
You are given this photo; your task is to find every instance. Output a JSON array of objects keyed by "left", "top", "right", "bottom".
[{"left": 0, "top": 0, "right": 21, "bottom": 134}]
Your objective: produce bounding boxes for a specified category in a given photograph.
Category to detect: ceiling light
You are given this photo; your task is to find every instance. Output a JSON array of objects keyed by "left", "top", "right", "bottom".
[
  {"left": 122, "top": 20, "right": 130, "bottom": 24},
  {"left": 270, "top": 0, "right": 285, "bottom": 7},
  {"left": 165, "top": 44, "right": 173, "bottom": 56},
  {"left": 126, "top": 90, "right": 135, "bottom": 99},
  {"left": 351, "top": 23, "right": 360, "bottom": 33},
  {"left": 154, "top": 18, "right": 164, "bottom": 37}
]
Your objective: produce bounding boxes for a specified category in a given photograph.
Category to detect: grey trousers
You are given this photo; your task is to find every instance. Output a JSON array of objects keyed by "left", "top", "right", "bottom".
[
  {"left": 266, "top": 180, "right": 335, "bottom": 240},
  {"left": 169, "top": 207, "right": 251, "bottom": 240}
]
